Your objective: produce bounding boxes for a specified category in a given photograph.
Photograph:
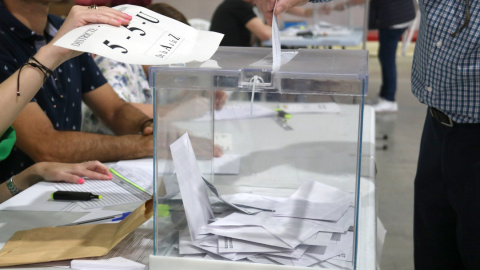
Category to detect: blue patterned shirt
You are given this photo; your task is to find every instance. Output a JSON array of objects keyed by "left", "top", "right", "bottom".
[
  {"left": 412, "top": 0, "right": 480, "bottom": 123},
  {"left": 0, "top": 0, "right": 107, "bottom": 182},
  {"left": 315, "top": 0, "right": 479, "bottom": 123}
]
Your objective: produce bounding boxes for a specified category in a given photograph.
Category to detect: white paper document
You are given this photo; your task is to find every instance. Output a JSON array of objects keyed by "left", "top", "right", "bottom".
[
  {"left": 203, "top": 225, "right": 291, "bottom": 249},
  {"left": 274, "top": 180, "right": 353, "bottom": 222},
  {"left": 54, "top": 5, "right": 223, "bottom": 65},
  {"left": 0, "top": 181, "right": 86, "bottom": 212},
  {"left": 171, "top": 181, "right": 357, "bottom": 267},
  {"left": 194, "top": 102, "right": 276, "bottom": 121},
  {"left": 110, "top": 164, "right": 154, "bottom": 195},
  {"left": 207, "top": 212, "right": 320, "bottom": 248},
  {"left": 71, "top": 257, "right": 145, "bottom": 270},
  {"left": 266, "top": 253, "right": 319, "bottom": 267},
  {"left": 271, "top": 0, "right": 281, "bottom": 71},
  {"left": 221, "top": 193, "right": 287, "bottom": 211},
  {"left": 170, "top": 133, "right": 214, "bottom": 240},
  {"left": 264, "top": 244, "right": 309, "bottom": 259},
  {"left": 116, "top": 158, "right": 153, "bottom": 172},
  {"left": 64, "top": 209, "right": 125, "bottom": 226},
  {"left": 54, "top": 178, "right": 145, "bottom": 209},
  {"left": 218, "top": 236, "right": 288, "bottom": 254}
]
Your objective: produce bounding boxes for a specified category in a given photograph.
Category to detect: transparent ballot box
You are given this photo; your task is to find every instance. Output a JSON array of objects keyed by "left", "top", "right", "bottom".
[{"left": 150, "top": 47, "right": 369, "bottom": 270}]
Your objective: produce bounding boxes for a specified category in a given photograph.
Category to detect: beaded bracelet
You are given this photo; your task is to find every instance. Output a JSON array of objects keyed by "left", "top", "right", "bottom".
[
  {"left": 16, "top": 56, "right": 56, "bottom": 96},
  {"left": 6, "top": 177, "right": 20, "bottom": 196}
]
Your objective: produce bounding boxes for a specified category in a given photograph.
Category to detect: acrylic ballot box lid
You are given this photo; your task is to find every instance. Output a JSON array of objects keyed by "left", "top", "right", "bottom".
[
  {"left": 150, "top": 47, "right": 370, "bottom": 270},
  {"left": 151, "top": 47, "right": 368, "bottom": 95}
]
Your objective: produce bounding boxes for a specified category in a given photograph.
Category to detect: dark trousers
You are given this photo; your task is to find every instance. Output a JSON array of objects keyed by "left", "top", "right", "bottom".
[
  {"left": 378, "top": 28, "right": 407, "bottom": 102},
  {"left": 414, "top": 110, "right": 480, "bottom": 269}
]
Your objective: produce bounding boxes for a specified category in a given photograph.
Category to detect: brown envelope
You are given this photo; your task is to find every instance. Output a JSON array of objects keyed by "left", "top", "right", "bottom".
[{"left": 0, "top": 199, "right": 153, "bottom": 267}]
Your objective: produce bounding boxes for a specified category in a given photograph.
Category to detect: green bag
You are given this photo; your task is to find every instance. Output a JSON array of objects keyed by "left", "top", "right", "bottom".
[{"left": 0, "top": 126, "right": 16, "bottom": 161}]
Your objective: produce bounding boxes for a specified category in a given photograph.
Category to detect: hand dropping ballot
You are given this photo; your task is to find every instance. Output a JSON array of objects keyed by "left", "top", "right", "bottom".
[{"left": 54, "top": 5, "right": 224, "bottom": 65}]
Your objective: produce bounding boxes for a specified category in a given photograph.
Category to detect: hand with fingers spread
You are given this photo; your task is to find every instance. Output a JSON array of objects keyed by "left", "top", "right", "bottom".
[{"left": 49, "top": 5, "right": 133, "bottom": 65}]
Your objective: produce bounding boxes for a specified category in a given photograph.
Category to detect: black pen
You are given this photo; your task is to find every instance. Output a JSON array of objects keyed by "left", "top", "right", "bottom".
[{"left": 51, "top": 191, "right": 102, "bottom": 201}]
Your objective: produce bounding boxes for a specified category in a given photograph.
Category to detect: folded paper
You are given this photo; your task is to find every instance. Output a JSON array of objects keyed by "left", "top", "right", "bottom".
[{"left": 0, "top": 199, "right": 153, "bottom": 267}]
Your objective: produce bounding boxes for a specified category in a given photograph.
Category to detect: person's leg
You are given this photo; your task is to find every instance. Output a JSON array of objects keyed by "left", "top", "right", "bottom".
[
  {"left": 378, "top": 28, "right": 407, "bottom": 101},
  {"left": 444, "top": 123, "right": 480, "bottom": 269},
  {"left": 414, "top": 111, "right": 464, "bottom": 270}
]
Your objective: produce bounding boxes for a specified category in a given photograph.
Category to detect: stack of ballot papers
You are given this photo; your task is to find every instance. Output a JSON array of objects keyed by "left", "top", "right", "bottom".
[{"left": 173, "top": 180, "right": 356, "bottom": 268}]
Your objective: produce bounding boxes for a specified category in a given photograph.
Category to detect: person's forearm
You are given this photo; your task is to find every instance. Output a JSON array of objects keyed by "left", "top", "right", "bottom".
[
  {"left": 287, "top": 6, "right": 313, "bottom": 17},
  {"left": 131, "top": 103, "right": 154, "bottom": 119},
  {"left": 0, "top": 45, "right": 66, "bottom": 135},
  {"left": 103, "top": 101, "right": 151, "bottom": 135},
  {"left": 0, "top": 165, "right": 41, "bottom": 203},
  {"left": 21, "top": 131, "right": 152, "bottom": 163}
]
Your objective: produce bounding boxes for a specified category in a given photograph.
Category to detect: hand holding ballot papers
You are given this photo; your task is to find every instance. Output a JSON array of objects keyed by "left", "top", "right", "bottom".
[
  {"left": 165, "top": 133, "right": 356, "bottom": 267},
  {"left": 54, "top": 5, "right": 223, "bottom": 65}
]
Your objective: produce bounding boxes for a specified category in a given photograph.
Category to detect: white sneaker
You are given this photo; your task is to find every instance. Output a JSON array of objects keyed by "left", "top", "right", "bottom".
[{"left": 372, "top": 98, "right": 398, "bottom": 113}]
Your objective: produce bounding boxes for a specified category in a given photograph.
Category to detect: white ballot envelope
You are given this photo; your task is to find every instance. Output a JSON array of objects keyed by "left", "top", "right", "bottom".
[
  {"left": 274, "top": 180, "right": 353, "bottom": 222},
  {"left": 170, "top": 133, "right": 214, "bottom": 241},
  {"left": 54, "top": 5, "right": 223, "bottom": 65}
]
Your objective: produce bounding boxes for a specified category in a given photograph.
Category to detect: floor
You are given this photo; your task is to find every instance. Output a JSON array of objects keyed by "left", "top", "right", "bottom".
[{"left": 366, "top": 45, "right": 423, "bottom": 270}]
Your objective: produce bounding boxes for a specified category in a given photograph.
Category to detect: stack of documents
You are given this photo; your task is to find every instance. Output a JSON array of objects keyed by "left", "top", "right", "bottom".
[{"left": 175, "top": 180, "right": 355, "bottom": 268}]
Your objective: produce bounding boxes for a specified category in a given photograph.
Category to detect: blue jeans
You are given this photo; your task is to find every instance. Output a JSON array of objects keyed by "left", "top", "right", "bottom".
[{"left": 378, "top": 28, "right": 407, "bottom": 102}]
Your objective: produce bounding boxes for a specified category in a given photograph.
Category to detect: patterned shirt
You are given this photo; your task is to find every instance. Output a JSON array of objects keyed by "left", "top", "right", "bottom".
[
  {"left": 312, "top": 0, "right": 478, "bottom": 123},
  {"left": 82, "top": 57, "right": 151, "bottom": 135},
  {"left": 0, "top": 0, "right": 107, "bottom": 182},
  {"left": 412, "top": 0, "right": 480, "bottom": 123}
]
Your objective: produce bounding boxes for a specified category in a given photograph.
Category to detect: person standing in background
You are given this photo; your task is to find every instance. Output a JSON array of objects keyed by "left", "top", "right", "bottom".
[
  {"left": 258, "top": 0, "right": 480, "bottom": 268},
  {"left": 329, "top": 0, "right": 416, "bottom": 112},
  {"left": 210, "top": 0, "right": 272, "bottom": 47}
]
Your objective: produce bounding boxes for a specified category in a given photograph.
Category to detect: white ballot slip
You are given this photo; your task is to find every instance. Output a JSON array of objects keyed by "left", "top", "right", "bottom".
[
  {"left": 54, "top": 5, "right": 223, "bottom": 65},
  {"left": 170, "top": 133, "right": 214, "bottom": 241},
  {"left": 218, "top": 236, "right": 288, "bottom": 254},
  {"left": 207, "top": 212, "right": 321, "bottom": 248},
  {"left": 274, "top": 180, "right": 353, "bottom": 222},
  {"left": 221, "top": 193, "right": 287, "bottom": 211},
  {"left": 71, "top": 257, "right": 146, "bottom": 270},
  {"left": 271, "top": 0, "right": 281, "bottom": 71},
  {"left": 203, "top": 226, "right": 291, "bottom": 249}
]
